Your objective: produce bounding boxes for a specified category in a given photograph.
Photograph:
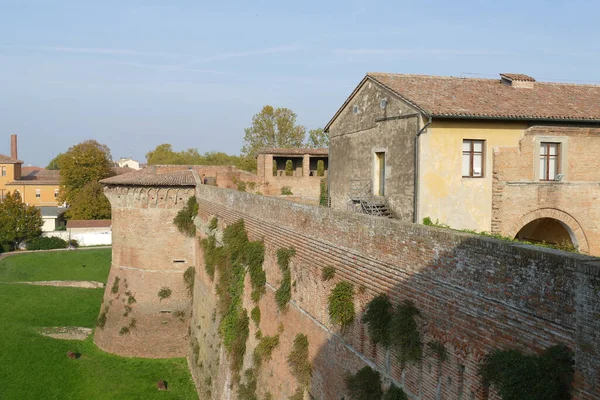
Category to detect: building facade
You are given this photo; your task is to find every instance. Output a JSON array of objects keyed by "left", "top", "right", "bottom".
[{"left": 325, "top": 73, "right": 600, "bottom": 255}]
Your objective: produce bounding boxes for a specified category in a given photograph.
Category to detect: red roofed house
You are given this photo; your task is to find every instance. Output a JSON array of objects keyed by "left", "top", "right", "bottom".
[{"left": 325, "top": 72, "right": 600, "bottom": 255}]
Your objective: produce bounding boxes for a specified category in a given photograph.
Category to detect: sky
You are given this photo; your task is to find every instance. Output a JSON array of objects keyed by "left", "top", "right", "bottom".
[{"left": 1, "top": 0, "right": 600, "bottom": 166}]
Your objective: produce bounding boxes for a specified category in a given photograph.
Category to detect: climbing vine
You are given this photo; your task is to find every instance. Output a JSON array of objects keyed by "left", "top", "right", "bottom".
[
  {"left": 275, "top": 247, "right": 295, "bottom": 311},
  {"left": 383, "top": 384, "right": 408, "bottom": 400},
  {"left": 183, "top": 266, "right": 195, "bottom": 295},
  {"left": 321, "top": 265, "right": 336, "bottom": 281},
  {"left": 328, "top": 281, "right": 355, "bottom": 328},
  {"left": 361, "top": 294, "right": 393, "bottom": 347},
  {"left": 479, "top": 344, "right": 574, "bottom": 400},
  {"left": 391, "top": 300, "right": 422, "bottom": 365},
  {"left": 173, "top": 196, "right": 199, "bottom": 237},
  {"left": 287, "top": 333, "right": 312, "bottom": 387},
  {"left": 345, "top": 366, "right": 383, "bottom": 400}
]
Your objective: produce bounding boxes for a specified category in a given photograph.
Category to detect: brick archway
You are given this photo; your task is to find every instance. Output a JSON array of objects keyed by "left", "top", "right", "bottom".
[{"left": 508, "top": 208, "right": 589, "bottom": 254}]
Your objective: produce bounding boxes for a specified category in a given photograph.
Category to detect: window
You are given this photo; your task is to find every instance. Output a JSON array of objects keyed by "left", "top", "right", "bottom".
[
  {"left": 540, "top": 142, "right": 560, "bottom": 181},
  {"left": 1, "top": 166, "right": 5, "bottom": 177},
  {"left": 54, "top": 189, "right": 59, "bottom": 198},
  {"left": 352, "top": 105, "right": 359, "bottom": 114},
  {"left": 35, "top": 189, "right": 41, "bottom": 198},
  {"left": 462, "top": 140, "right": 484, "bottom": 178}
]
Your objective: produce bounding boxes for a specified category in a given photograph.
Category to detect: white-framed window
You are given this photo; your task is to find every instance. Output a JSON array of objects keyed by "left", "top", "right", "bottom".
[
  {"left": 54, "top": 189, "right": 59, "bottom": 198},
  {"left": 462, "top": 139, "right": 485, "bottom": 178},
  {"left": 1, "top": 166, "right": 6, "bottom": 177},
  {"left": 539, "top": 142, "right": 560, "bottom": 181},
  {"left": 35, "top": 189, "right": 41, "bottom": 198}
]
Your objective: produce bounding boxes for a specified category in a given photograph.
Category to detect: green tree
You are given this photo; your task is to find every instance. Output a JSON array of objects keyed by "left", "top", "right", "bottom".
[
  {"left": 146, "top": 145, "right": 257, "bottom": 172},
  {"left": 58, "top": 140, "right": 114, "bottom": 205},
  {"left": 0, "top": 191, "right": 43, "bottom": 248},
  {"left": 306, "top": 128, "right": 329, "bottom": 148},
  {"left": 46, "top": 153, "right": 66, "bottom": 170},
  {"left": 242, "top": 105, "right": 306, "bottom": 158},
  {"left": 66, "top": 181, "right": 112, "bottom": 220}
]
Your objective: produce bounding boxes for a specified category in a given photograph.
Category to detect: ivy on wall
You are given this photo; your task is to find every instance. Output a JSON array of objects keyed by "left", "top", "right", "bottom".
[
  {"left": 173, "top": 196, "right": 199, "bottom": 237},
  {"left": 328, "top": 281, "right": 355, "bottom": 328},
  {"left": 275, "top": 247, "right": 296, "bottom": 311}
]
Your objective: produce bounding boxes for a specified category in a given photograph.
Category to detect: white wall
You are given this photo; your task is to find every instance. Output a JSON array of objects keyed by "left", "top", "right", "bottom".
[{"left": 43, "top": 228, "right": 112, "bottom": 246}]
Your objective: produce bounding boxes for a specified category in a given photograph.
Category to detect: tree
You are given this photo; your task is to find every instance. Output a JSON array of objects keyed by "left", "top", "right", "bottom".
[
  {"left": 58, "top": 140, "right": 114, "bottom": 205},
  {"left": 46, "top": 153, "right": 66, "bottom": 170},
  {"left": 242, "top": 105, "right": 306, "bottom": 158},
  {"left": 66, "top": 181, "right": 112, "bottom": 220},
  {"left": 306, "top": 128, "right": 329, "bottom": 148},
  {"left": 0, "top": 191, "right": 43, "bottom": 248}
]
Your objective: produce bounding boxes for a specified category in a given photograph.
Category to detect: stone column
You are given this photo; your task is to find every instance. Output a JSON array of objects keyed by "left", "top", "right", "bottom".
[{"left": 302, "top": 154, "right": 310, "bottom": 177}]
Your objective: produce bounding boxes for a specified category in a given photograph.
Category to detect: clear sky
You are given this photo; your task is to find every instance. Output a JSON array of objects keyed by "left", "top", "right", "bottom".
[{"left": 1, "top": 0, "right": 599, "bottom": 166}]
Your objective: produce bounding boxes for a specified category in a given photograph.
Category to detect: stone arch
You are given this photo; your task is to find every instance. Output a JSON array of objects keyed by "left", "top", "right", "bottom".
[
  {"left": 148, "top": 188, "right": 158, "bottom": 207},
  {"left": 508, "top": 208, "right": 589, "bottom": 254}
]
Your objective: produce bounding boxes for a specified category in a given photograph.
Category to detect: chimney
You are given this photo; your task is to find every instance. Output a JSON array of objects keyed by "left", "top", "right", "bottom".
[
  {"left": 500, "top": 73, "right": 536, "bottom": 89},
  {"left": 10, "top": 134, "right": 17, "bottom": 160}
]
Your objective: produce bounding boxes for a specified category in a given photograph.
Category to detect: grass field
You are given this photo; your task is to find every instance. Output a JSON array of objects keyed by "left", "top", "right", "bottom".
[{"left": 0, "top": 249, "right": 198, "bottom": 400}]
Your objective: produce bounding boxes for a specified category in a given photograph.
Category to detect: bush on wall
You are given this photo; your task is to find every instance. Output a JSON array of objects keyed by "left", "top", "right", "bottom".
[
  {"left": 287, "top": 333, "right": 312, "bottom": 387},
  {"left": 361, "top": 294, "right": 393, "bottom": 347},
  {"left": 391, "top": 300, "right": 422, "bottom": 365},
  {"left": 328, "top": 281, "right": 355, "bottom": 328},
  {"left": 275, "top": 247, "right": 295, "bottom": 311},
  {"left": 345, "top": 366, "right": 383, "bottom": 400},
  {"left": 173, "top": 196, "right": 199, "bottom": 237}
]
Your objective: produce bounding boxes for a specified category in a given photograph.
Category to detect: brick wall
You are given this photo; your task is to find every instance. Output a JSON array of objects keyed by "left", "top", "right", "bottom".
[
  {"left": 492, "top": 126, "right": 600, "bottom": 256},
  {"left": 189, "top": 184, "right": 600, "bottom": 399}
]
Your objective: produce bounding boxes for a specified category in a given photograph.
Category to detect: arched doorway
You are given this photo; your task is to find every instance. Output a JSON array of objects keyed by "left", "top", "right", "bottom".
[
  {"left": 515, "top": 218, "right": 576, "bottom": 249},
  {"left": 508, "top": 208, "right": 589, "bottom": 254}
]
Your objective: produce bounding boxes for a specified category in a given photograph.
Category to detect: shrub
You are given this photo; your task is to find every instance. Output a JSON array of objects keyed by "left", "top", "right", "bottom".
[
  {"left": 238, "top": 368, "right": 258, "bottom": 400},
  {"left": 391, "top": 300, "right": 422, "bottom": 364},
  {"left": 316, "top": 160, "right": 325, "bottom": 177},
  {"left": 247, "top": 241, "right": 266, "bottom": 302},
  {"left": 119, "top": 326, "right": 130, "bottom": 335},
  {"left": 0, "top": 242, "right": 12, "bottom": 253},
  {"left": 67, "top": 239, "right": 79, "bottom": 248},
  {"left": 321, "top": 266, "right": 335, "bottom": 281},
  {"left": 55, "top": 225, "right": 67, "bottom": 231},
  {"left": 345, "top": 366, "right": 383, "bottom": 400},
  {"left": 26, "top": 236, "right": 67, "bottom": 250},
  {"left": 319, "top": 179, "right": 328, "bottom": 206},
  {"left": 158, "top": 287, "right": 172, "bottom": 300},
  {"left": 328, "top": 281, "right": 355, "bottom": 328},
  {"left": 208, "top": 216, "right": 218, "bottom": 231},
  {"left": 361, "top": 294, "right": 393, "bottom": 347},
  {"left": 201, "top": 235, "right": 222, "bottom": 281},
  {"left": 251, "top": 306, "right": 261, "bottom": 327},
  {"left": 128, "top": 318, "right": 137, "bottom": 329},
  {"left": 427, "top": 340, "right": 448, "bottom": 362},
  {"left": 479, "top": 344, "right": 574, "bottom": 400},
  {"left": 287, "top": 334, "right": 311, "bottom": 387},
  {"left": 285, "top": 160, "right": 293, "bottom": 176},
  {"left": 173, "top": 196, "right": 199, "bottom": 237},
  {"left": 382, "top": 384, "right": 408, "bottom": 400},
  {"left": 96, "top": 307, "right": 108, "bottom": 329},
  {"left": 220, "top": 306, "right": 249, "bottom": 373},
  {"left": 111, "top": 276, "right": 120, "bottom": 294},
  {"left": 272, "top": 160, "right": 278, "bottom": 176},
  {"left": 184, "top": 266, "right": 196, "bottom": 295},
  {"left": 237, "top": 180, "right": 247, "bottom": 192},
  {"left": 253, "top": 334, "right": 279, "bottom": 370},
  {"left": 281, "top": 186, "right": 293, "bottom": 195}
]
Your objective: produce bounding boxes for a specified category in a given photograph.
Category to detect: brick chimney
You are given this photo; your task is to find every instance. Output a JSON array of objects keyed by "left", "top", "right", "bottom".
[{"left": 10, "top": 134, "right": 17, "bottom": 160}]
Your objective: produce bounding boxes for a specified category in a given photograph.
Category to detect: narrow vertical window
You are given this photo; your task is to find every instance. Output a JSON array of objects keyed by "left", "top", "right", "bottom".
[
  {"left": 462, "top": 139, "right": 485, "bottom": 178},
  {"left": 1, "top": 166, "right": 6, "bottom": 177},
  {"left": 540, "top": 142, "right": 560, "bottom": 181},
  {"left": 35, "top": 189, "right": 41, "bottom": 198},
  {"left": 54, "top": 189, "right": 59, "bottom": 198}
]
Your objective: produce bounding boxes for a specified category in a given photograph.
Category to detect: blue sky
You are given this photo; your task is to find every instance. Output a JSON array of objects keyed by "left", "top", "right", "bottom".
[{"left": 1, "top": 0, "right": 599, "bottom": 165}]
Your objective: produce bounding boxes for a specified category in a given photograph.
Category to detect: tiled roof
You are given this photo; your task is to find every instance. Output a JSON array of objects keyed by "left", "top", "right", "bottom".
[
  {"left": 22, "top": 166, "right": 44, "bottom": 176},
  {"left": 257, "top": 148, "right": 328, "bottom": 156},
  {"left": 100, "top": 169, "right": 196, "bottom": 186},
  {"left": 500, "top": 73, "right": 536, "bottom": 82},
  {"left": 6, "top": 169, "right": 60, "bottom": 185},
  {"left": 0, "top": 154, "right": 23, "bottom": 164},
  {"left": 366, "top": 72, "right": 600, "bottom": 121},
  {"left": 67, "top": 220, "right": 111, "bottom": 229}
]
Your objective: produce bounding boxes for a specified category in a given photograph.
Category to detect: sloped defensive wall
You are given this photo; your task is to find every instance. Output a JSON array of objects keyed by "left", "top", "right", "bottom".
[{"left": 95, "top": 170, "right": 600, "bottom": 399}]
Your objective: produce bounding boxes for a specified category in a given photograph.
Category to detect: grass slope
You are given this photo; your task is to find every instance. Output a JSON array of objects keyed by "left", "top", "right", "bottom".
[
  {"left": 0, "top": 250, "right": 197, "bottom": 400},
  {"left": 0, "top": 249, "right": 112, "bottom": 282}
]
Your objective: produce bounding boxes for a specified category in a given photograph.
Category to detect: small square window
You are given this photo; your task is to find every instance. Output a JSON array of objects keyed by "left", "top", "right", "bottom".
[
  {"left": 462, "top": 139, "right": 485, "bottom": 178},
  {"left": 352, "top": 105, "right": 359, "bottom": 114},
  {"left": 380, "top": 99, "right": 387, "bottom": 109},
  {"left": 35, "top": 189, "right": 41, "bottom": 198}
]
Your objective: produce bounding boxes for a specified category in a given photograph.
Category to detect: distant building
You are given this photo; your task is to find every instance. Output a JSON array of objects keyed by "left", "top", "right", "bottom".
[
  {"left": 0, "top": 134, "right": 23, "bottom": 202},
  {"left": 117, "top": 157, "right": 141, "bottom": 170}
]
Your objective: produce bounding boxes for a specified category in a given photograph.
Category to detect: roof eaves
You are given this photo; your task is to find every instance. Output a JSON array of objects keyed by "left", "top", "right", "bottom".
[
  {"left": 431, "top": 113, "right": 600, "bottom": 123},
  {"left": 366, "top": 74, "right": 432, "bottom": 117},
  {"left": 324, "top": 75, "right": 370, "bottom": 133}
]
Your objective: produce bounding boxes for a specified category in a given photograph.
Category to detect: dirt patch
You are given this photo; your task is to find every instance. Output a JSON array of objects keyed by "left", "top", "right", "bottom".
[
  {"left": 39, "top": 326, "right": 93, "bottom": 341},
  {"left": 18, "top": 280, "right": 105, "bottom": 289}
]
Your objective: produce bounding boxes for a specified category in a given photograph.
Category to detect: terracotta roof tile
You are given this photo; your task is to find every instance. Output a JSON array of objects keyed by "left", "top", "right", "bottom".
[
  {"left": 6, "top": 169, "right": 60, "bottom": 185},
  {"left": 257, "top": 148, "right": 328, "bottom": 156},
  {"left": 364, "top": 72, "right": 600, "bottom": 121},
  {"left": 100, "top": 169, "right": 196, "bottom": 186},
  {"left": 0, "top": 154, "right": 23, "bottom": 164},
  {"left": 21, "top": 166, "right": 44, "bottom": 176},
  {"left": 500, "top": 73, "right": 536, "bottom": 82},
  {"left": 67, "top": 220, "right": 111, "bottom": 228}
]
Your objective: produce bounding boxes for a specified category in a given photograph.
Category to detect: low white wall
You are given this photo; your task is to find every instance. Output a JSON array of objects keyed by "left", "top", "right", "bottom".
[{"left": 43, "top": 229, "right": 112, "bottom": 246}]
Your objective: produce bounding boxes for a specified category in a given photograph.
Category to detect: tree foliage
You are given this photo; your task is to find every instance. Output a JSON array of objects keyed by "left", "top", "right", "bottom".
[
  {"left": 173, "top": 196, "right": 199, "bottom": 237},
  {"left": 58, "top": 140, "right": 114, "bottom": 205},
  {"left": 66, "top": 181, "right": 112, "bottom": 220},
  {"left": 242, "top": 105, "right": 306, "bottom": 158},
  {"left": 146, "top": 144, "right": 256, "bottom": 172},
  {"left": 306, "top": 128, "right": 329, "bottom": 148},
  {"left": 0, "top": 191, "right": 43, "bottom": 248},
  {"left": 46, "top": 153, "right": 66, "bottom": 170}
]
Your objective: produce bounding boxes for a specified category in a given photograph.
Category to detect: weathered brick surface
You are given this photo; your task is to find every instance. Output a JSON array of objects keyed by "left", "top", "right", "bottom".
[
  {"left": 492, "top": 126, "right": 600, "bottom": 256},
  {"left": 94, "top": 185, "right": 196, "bottom": 358},
  {"left": 189, "top": 184, "right": 600, "bottom": 399}
]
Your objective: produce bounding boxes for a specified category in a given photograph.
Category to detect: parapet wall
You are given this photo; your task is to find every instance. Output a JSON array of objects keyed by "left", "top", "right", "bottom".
[{"left": 189, "top": 184, "right": 600, "bottom": 399}]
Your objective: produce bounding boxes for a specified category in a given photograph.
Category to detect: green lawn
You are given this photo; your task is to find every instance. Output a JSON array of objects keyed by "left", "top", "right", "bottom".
[
  {"left": 0, "top": 250, "right": 198, "bottom": 400},
  {"left": 0, "top": 249, "right": 112, "bottom": 282}
]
